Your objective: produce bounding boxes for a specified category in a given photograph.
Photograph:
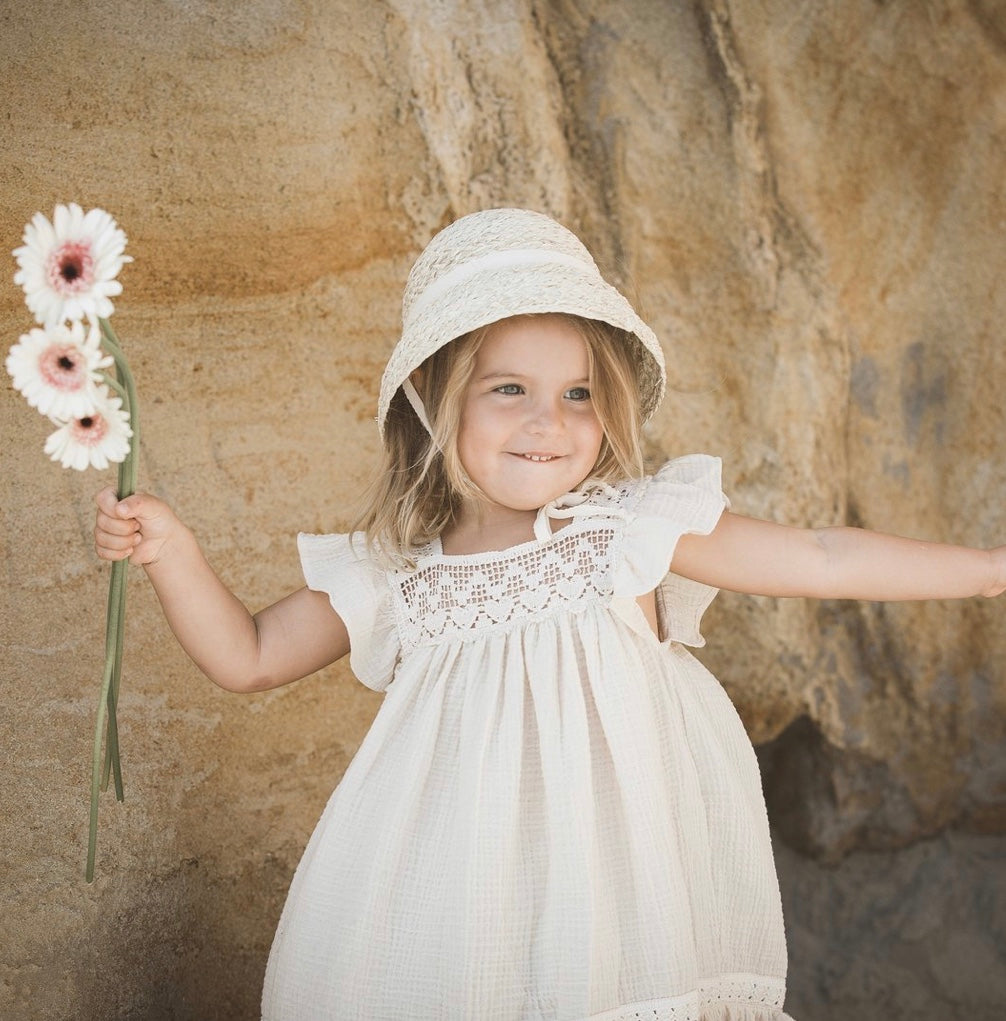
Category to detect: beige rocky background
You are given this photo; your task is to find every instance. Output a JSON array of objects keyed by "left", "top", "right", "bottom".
[{"left": 1, "top": 0, "right": 1004, "bottom": 1018}]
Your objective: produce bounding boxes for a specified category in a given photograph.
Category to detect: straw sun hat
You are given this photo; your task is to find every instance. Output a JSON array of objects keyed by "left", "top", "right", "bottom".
[{"left": 377, "top": 208, "right": 667, "bottom": 436}]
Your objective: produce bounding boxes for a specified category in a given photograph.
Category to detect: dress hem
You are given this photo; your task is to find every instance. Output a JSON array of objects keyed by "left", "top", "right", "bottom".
[{"left": 582, "top": 973, "right": 791, "bottom": 1021}]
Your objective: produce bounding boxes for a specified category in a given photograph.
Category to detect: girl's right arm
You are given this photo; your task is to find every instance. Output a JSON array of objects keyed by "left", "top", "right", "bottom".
[{"left": 94, "top": 487, "right": 350, "bottom": 693}]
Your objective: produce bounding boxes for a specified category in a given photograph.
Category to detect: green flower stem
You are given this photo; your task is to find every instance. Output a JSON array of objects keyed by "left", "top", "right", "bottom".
[
  {"left": 101, "top": 562, "right": 126, "bottom": 800},
  {"left": 105, "top": 319, "right": 138, "bottom": 794},
  {"left": 99, "top": 318, "right": 139, "bottom": 497},
  {"left": 101, "top": 485, "right": 122, "bottom": 796},
  {"left": 102, "top": 443, "right": 132, "bottom": 797},
  {"left": 86, "top": 559, "right": 126, "bottom": 882},
  {"left": 86, "top": 317, "right": 140, "bottom": 882},
  {"left": 99, "top": 372, "right": 128, "bottom": 402}
]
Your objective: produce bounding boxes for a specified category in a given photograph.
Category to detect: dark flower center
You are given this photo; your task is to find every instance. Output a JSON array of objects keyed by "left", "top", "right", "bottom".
[
  {"left": 46, "top": 240, "right": 95, "bottom": 293},
  {"left": 58, "top": 355, "right": 75, "bottom": 370},
  {"left": 79, "top": 417, "right": 94, "bottom": 429},
  {"left": 60, "top": 256, "right": 83, "bottom": 282}
]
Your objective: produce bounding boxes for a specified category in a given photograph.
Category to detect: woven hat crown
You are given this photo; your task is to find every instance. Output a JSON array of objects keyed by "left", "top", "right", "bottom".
[{"left": 378, "top": 208, "right": 666, "bottom": 434}]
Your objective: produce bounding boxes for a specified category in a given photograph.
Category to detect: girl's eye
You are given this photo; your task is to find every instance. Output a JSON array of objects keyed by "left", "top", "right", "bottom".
[
  {"left": 565, "top": 387, "right": 591, "bottom": 402},
  {"left": 494, "top": 383, "right": 523, "bottom": 396}
]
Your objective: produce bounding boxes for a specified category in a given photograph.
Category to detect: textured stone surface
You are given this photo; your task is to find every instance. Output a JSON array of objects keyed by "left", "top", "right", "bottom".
[
  {"left": 1, "top": 1, "right": 1004, "bottom": 1017},
  {"left": 777, "top": 830, "right": 1006, "bottom": 1021}
]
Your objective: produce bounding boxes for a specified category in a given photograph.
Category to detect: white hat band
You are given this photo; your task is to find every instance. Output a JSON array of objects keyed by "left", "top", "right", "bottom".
[{"left": 403, "top": 248, "right": 595, "bottom": 331}]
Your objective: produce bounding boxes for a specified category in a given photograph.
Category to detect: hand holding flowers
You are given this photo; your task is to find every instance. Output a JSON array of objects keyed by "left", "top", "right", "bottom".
[
  {"left": 6, "top": 203, "right": 138, "bottom": 881},
  {"left": 94, "top": 488, "right": 181, "bottom": 567}
]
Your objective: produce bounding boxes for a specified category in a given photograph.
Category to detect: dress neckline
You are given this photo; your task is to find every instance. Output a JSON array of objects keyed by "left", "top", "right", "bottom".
[
  {"left": 421, "top": 484, "right": 631, "bottom": 566},
  {"left": 427, "top": 528, "right": 561, "bottom": 564}
]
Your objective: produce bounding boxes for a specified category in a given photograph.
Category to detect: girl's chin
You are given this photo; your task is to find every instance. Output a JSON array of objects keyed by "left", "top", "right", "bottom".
[{"left": 476, "top": 489, "right": 575, "bottom": 516}]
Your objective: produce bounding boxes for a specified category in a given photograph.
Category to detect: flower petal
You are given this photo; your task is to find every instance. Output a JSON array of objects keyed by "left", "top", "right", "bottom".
[
  {"left": 42, "top": 383, "right": 132, "bottom": 471},
  {"left": 13, "top": 205, "right": 130, "bottom": 327},
  {"left": 6, "top": 321, "right": 112, "bottom": 420}
]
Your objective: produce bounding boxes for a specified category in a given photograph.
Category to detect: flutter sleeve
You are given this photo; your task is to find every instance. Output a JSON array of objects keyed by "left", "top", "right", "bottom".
[
  {"left": 613, "top": 454, "right": 729, "bottom": 647},
  {"left": 297, "top": 531, "right": 399, "bottom": 692}
]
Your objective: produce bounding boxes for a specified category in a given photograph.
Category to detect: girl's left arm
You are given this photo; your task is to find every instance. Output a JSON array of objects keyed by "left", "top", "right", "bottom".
[{"left": 671, "top": 511, "right": 1006, "bottom": 601}]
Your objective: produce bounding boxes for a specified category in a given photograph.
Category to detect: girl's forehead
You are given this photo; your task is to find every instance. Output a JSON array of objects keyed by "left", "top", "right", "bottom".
[
  {"left": 480, "top": 313, "right": 583, "bottom": 347},
  {"left": 476, "top": 316, "right": 589, "bottom": 368}
]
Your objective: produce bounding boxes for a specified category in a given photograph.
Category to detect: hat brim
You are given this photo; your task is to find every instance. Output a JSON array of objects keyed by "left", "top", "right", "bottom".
[{"left": 379, "top": 260, "right": 666, "bottom": 434}]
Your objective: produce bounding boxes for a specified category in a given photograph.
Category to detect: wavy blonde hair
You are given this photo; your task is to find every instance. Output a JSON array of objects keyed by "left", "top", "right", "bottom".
[{"left": 354, "top": 314, "right": 648, "bottom": 564}]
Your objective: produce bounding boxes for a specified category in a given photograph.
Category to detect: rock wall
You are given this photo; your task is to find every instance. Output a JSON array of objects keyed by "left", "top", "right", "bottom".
[{"left": 1, "top": 1, "right": 1003, "bottom": 1018}]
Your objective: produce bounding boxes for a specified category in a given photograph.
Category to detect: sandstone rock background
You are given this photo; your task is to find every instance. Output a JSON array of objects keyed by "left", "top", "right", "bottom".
[{"left": 1, "top": 1, "right": 1004, "bottom": 1018}]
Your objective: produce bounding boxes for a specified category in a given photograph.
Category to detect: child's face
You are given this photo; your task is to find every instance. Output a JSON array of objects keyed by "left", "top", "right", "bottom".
[{"left": 457, "top": 314, "right": 604, "bottom": 516}]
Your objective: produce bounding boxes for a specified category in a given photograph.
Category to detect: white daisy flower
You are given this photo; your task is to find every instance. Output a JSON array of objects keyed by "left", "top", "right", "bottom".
[
  {"left": 43, "top": 384, "right": 133, "bottom": 471},
  {"left": 13, "top": 203, "right": 132, "bottom": 327},
  {"left": 6, "top": 320, "right": 112, "bottom": 420}
]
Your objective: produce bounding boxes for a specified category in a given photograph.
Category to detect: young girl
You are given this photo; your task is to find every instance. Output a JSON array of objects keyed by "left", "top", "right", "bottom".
[{"left": 94, "top": 208, "right": 1004, "bottom": 1021}]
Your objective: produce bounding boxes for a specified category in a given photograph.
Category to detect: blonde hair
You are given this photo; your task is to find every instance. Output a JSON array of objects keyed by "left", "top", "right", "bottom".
[{"left": 354, "top": 314, "right": 647, "bottom": 563}]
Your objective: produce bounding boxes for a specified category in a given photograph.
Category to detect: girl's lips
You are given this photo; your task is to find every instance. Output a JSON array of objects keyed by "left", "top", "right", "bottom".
[{"left": 512, "top": 452, "right": 560, "bottom": 462}]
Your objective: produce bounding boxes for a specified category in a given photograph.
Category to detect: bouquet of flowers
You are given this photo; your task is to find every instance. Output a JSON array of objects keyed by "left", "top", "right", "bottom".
[{"left": 6, "top": 203, "right": 138, "bottom": 881}]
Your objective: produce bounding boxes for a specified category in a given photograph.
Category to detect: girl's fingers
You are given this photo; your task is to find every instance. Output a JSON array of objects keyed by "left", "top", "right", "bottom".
[
  {"left": 95, "top": 486, "right": 141, "bottom": 559},
  {"left": 94, "top": 521, "right": 137, "bottom": 551},
  {"left": 94, "top": 538, "right": 135, "bottom": 561},
  {"left": 96, "top": 510, "right": 140, "bottom": 537},
  {"left": 93, "top": 488, "right": 173, "bottom": 566},
  {"left": 95, "top": 522, "right": 137, "bottom": 546},
  {"left": 95, "top": 542, "right": 133, "bottom": 562}
]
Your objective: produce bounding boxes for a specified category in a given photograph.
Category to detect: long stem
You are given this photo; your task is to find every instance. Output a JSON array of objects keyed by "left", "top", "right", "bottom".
[
  {"left": 107, "top": 323, "right": 137, "bottom": 796},
  {"left": 101, "top": 447, "right": 122, "bottom": 795},
  {"left": 100, "top": 318, "right": 139, "bottom": 497},
  {"left": 86, "top": 557, "right": 126, "bottom": 883},
  {"left": 100, "top": 562, "right": 118, "bottom": 792},
  {"left": 105, "top": 449, "right": 131, "bottom": 798},
  {"left": 87, "top": 317, "right": 140, "bottom": 881},
  {"left": 101, "top": 560, "right": 126, "bottom": 801},
  {"left": 99, "top": 349, "right": 130, "bottom": 796}
]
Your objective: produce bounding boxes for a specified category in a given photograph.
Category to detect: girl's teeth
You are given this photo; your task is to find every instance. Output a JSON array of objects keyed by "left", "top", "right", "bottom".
[{"left": 523, "top": 454, "right": 554, "bottom": 461}]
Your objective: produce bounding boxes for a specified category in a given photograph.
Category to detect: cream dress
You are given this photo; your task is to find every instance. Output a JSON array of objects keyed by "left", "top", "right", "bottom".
[{"left": 261, "top": 455, "right": 793, "bottom": 1021}]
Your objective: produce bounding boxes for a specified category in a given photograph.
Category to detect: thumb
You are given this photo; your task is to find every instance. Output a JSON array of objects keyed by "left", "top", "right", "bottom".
[
  {"left": 95, "top": 485, "right": 120, "bottom": 514},
  {"left": 114, "top": 492, "right": 163, "bottom": 522}
]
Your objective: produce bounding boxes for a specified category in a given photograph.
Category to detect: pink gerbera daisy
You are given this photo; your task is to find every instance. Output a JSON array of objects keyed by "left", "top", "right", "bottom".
[
  {"left": 6, "top": 320, "right": 112, "bottom": 420},
  {"left": 43, "top": 384, "right": 133, "bottom": 471},
  {"left": 13, "top": 203, "right": 132, "bottom": 327}
]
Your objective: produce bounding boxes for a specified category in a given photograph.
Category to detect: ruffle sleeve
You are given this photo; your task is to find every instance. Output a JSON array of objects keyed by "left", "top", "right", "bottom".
[
  {"left": 612, "top": 454, "right": 729, "bottom": 647},
  {"left": 297, "top": 531, "right": 399, "bottom": 692}
]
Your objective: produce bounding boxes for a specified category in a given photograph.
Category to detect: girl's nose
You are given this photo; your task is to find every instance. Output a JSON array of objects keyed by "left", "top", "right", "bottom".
[{"left": 525, "top": 396, "right": 562, "bottom": 433}]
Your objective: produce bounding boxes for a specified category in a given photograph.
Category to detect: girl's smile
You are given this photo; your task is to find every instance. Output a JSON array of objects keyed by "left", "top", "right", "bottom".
[{"left": 454, "top": 314, "right": 604, "bottom": 535}]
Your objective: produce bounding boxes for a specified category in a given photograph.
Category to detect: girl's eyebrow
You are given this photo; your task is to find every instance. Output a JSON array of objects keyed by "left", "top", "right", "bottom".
[
  {"left": 477, "top": 371, "right": 527, "bottom": 381},
  {"left": 477, "top": 371, "right": 591, "bottom": 384}
]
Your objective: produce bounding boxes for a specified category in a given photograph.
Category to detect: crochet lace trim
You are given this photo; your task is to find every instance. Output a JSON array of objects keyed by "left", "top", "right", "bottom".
[
  {"left": 394, "top": 524, "right": 618, "bottom": 649},
  {"left": 586, "top": 974, "right": 788, "bottom": 1021}
]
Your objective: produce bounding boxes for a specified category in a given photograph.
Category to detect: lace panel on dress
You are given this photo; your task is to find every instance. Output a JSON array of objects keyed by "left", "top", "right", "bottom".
[
  {"left": 393, "top": 526, "right": 617, "bottom": 651},
  {"left": 587, "top": 974, "right": 787, "bottom": 1021}
]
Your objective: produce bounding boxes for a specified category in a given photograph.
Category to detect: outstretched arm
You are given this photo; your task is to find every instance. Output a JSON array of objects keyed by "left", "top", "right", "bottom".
[
  {"left": 94, "top": 487, "right": 350, "bottom": 692},
  {"left": 671, "top": 510, "right": 1006, "bottom": 601}
]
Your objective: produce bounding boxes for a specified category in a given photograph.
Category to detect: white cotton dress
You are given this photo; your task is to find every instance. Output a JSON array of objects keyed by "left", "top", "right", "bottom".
[{"left": 261, "top": 455, "right": 793, "bottom": 1021}]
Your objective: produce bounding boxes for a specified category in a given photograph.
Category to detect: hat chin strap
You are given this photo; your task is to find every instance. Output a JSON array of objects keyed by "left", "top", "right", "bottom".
[{"left": 401, "top": 377, "right": 433, "bottom": 435}]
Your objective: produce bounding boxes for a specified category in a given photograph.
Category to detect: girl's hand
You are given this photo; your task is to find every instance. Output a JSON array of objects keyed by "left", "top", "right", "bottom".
[
  {"left": 94, "top": 486, "right": 351, "bottom": 691},
  {"left": 94, "top": 487, "right": 184, "bottom": 566}
]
